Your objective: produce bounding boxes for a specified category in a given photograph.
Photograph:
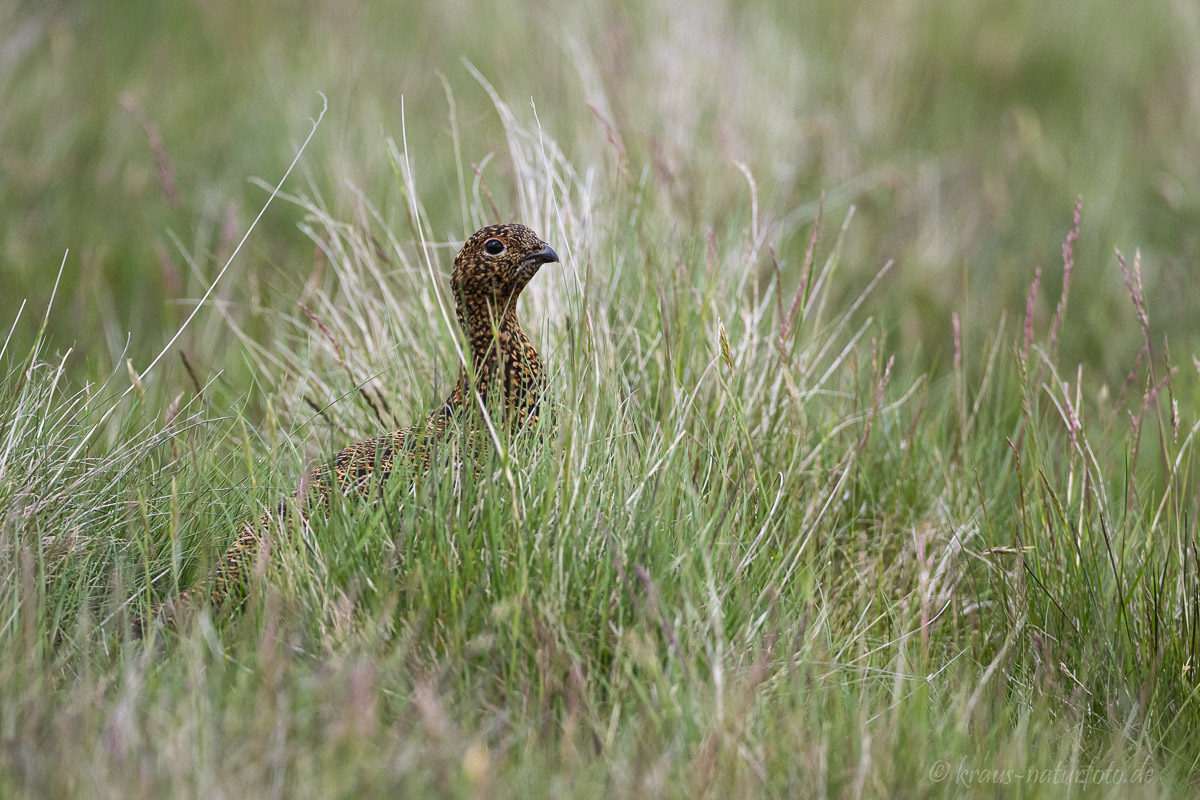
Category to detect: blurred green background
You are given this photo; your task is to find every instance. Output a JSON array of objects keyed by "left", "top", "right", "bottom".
[{"left": 2, "top": 0, "right": 1197, "bottom": 384}]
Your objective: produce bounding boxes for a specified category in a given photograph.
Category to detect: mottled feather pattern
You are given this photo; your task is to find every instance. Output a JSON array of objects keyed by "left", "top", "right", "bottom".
[{"left": 135, "top": 224, "right": 559, "bottom": 634}]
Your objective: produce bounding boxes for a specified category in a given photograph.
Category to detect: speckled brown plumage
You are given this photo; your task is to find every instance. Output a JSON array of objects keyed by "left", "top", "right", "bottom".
[{"left": 134, "top": 224, "right": 558, "bottom": 634}]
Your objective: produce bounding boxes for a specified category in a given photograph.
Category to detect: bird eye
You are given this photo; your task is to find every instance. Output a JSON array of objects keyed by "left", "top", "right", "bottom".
[{"left": 484, "top": 238, "right": 505, "bottom": 256}]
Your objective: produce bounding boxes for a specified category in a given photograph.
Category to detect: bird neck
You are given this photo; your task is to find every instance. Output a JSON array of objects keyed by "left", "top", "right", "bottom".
[{"left": 443, "top": 294, "right": 545, "bottom": 427}]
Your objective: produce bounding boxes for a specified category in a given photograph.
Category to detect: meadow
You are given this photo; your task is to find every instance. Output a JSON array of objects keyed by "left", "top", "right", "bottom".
[{"left": 3, "top": 0, "right": 1200, "bottom": 796}]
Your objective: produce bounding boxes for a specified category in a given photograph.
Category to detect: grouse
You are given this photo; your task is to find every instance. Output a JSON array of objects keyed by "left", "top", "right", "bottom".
[{"left": 136, "top": 223, "right": 559, "bottom": 633}]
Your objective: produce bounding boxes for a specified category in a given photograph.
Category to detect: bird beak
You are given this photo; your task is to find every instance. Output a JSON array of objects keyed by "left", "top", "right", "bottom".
[{"left": 526, "top": 244, "right": 560, "bottom": 266}]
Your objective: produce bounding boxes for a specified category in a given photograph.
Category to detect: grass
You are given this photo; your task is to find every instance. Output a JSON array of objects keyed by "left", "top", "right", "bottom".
[{"left": 4, "top": 0, "right": 1200, "bottom": 797}]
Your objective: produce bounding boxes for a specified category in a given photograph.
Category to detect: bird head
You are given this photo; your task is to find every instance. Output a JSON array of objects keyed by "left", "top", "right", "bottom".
[{"left": 450, "top": 224, "right": 559, "bottom": 309}]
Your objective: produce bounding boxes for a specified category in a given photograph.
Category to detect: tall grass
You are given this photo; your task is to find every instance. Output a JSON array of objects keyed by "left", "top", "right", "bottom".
[
  {"left": 1, "top": 94, "right": 1196, "bottom": 795},
  {"left": 4, "top": 0, "right": 1200, "bottom": 797}
]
